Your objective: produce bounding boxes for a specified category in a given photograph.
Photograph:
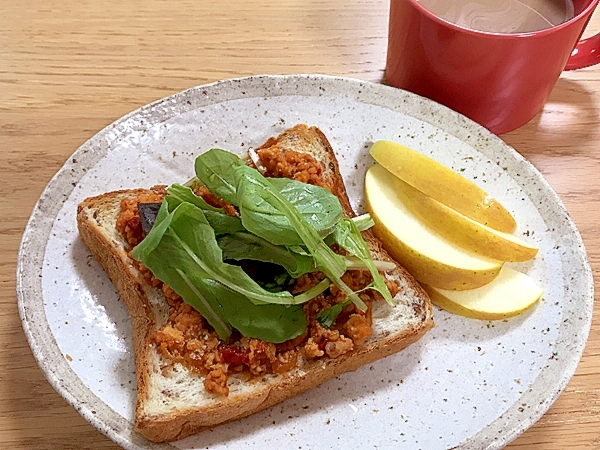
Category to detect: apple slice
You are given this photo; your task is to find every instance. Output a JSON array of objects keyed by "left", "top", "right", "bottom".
[
  {"left": 370, "top": 140, "right": 517, "bottom": 233},
  {"left": 365, "top": 164, "right": 503, "bottom": 291},
  {"left": 423, "top": 266, "right": 543, "bottom": 319},
  {"left": 391, "top": 176, "right": 538, "bottom": 262}
]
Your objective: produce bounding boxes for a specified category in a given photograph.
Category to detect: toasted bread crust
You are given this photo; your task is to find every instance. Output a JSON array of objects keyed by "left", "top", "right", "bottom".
[
  {"left": 76, "top": 125, "right": 434, "bottom": 442},
  {"left": 136, "top": 321, "right": 429, "bottom": 441},
  {"left": 77, "top": 189, "right": 156, "bottom": 417}
]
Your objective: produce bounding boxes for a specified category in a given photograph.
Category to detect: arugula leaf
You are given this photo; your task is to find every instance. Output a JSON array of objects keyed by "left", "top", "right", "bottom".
[
  {"left": 167, "top": 183, "right": 245, "bottom": 235},
  {"left": 330, "top": 218, "right": 394, "bottom": 306},
  {"left": 132, "top": 149, "right": 391, "bottom": 341},
  {"left": 203, "top": 211, "right": 246, "bottom": 235},
  {"left": 344, "top": 257, "right": 395, "bottom": 272},
  {"left": 167, "top": 183, "right": 221, "bottom": 211},
  {"left": 131, "top": 200, "right": 326, "bottom": 341},
  {"left": 351, "top": 214, "right": 375, "bottom": 232},
  {"left": 134, "top": 201, "right": 313, "bottom": 307},
  {"left": 131, "top": 201, "right": 232, "bottom": 339}
]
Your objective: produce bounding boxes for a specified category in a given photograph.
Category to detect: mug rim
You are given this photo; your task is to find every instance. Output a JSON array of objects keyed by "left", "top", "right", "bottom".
[{"left": 408, "top": 0, "right": 600, "bottom": 37}]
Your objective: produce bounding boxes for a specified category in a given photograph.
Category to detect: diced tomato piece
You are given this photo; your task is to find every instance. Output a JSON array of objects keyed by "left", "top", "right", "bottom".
[{"left": 219, "top": 346, "right": 250, "bottom": 365}]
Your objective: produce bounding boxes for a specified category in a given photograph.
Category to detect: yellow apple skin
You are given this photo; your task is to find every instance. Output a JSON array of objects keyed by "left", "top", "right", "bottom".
[
  {"left": 392, "top": 176, "right": 538, "bottom": 262},
  {"left": 370, "top": 140, "right": 517, "bottom": 233},
  {"left": 423, "top": 266, "right": 543, "bottom": 320},
  {"left": 365, "top": 164, "right": 503, "bottom": 291}
]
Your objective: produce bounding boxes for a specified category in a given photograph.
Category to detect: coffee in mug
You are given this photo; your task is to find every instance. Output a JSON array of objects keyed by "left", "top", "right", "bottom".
[
  {"left": 417, "top": 0, "right": 575, "bottom": 33},
  {"left": 386, "top": 0, "right": 600, "bottom": 134}
]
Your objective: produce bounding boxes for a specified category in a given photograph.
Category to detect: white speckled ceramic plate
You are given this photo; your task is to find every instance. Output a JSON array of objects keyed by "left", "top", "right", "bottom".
[{"left": 17, "top": 75, "right": 593, "bottom": 450}]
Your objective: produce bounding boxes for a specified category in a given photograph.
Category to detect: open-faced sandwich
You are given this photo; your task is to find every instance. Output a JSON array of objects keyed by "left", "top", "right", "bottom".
[{"left": 76, "top": 124, "right": 434, "bottom": 442}]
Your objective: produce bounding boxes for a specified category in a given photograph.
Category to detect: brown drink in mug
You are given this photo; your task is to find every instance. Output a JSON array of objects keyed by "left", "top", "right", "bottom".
[
  {"left": 417, "top": 0, "right": 575, "bottom": 33},
  {"left": 385, "top": 0, "right": 600, "bottom": 134}
]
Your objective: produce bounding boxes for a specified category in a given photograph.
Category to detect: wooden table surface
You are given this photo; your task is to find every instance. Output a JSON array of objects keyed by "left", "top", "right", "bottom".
[{"left": 1, "top": 0, "right": 599, "bottom": 448}]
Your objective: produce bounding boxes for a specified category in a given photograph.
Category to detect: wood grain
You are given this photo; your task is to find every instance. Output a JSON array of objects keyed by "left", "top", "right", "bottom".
[{"left": 1, "top": 0, "right": 599, "bottom": 448}]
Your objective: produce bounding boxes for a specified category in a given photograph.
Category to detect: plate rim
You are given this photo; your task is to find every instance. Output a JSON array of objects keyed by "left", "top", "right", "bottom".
[{"left": 16, "top": 73, "right": 594, "bottom": 450}]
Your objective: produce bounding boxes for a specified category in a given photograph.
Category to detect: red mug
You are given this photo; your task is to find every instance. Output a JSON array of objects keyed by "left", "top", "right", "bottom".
[{"left": 385, "top": 0, "right": 600, "bottom": 135}]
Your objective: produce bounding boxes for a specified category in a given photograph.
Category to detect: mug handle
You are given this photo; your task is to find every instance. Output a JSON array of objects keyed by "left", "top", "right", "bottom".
[{"left": 565, "top": 33, "right": 600, "bottom": 70}]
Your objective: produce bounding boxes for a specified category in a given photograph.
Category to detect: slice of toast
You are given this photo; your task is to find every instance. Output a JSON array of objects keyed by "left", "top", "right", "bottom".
[{"left": 76, "top": 125, "right": 434, "bottom": 442}]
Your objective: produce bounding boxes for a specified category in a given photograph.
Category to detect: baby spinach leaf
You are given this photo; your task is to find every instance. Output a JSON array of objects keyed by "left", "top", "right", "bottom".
[
  {"left": 269, "top": 178, "right": 342, "bottom": 238},
  {"left": 237, "top": 176, "right": 342, "bottom": 246},
  {"left": 236, "top": 173, "right": 301, "bottom": 245},
  {"left": 195, "top": 150, "right": 343, "bottom": 246},
  {"left": 194, "top": 149, "right": 245, "bottom": 204}
]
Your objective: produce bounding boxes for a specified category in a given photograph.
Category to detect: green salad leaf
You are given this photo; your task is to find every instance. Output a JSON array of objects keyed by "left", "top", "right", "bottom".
[
  {"left": 132, "top": 199, "right": 326, "bottom": 341},
  {"left": 316, "top": 299, "right": 352, "bottom": 328},
  {"left": 167, "top": 183, "right": 246, "bottom": 235},
  {"left": 195, "top": 149, "right": 343, "bottom": 246},
  {"left": 131, "top": 147, "right": 394, "bottom": 343},
  {"left": 330, "top": 218, "right": 395, "bottom": 306},
  {"left": 194, "top": 279, "right": 307, "bottom": 343},
  {"left": 194, "top": 149, "right": 244, "bottom": 204},
  {"left": 133, "top": 200, "right": 311, "bottom": 306},
  {"left": 349, "top": 214, "right": 375, "bottom": 232},
  {"left": 131, "top": 201, "right": 232, "bottom": 339},
  {"left": 268, "top": 177, "right": 342, "bottom": 240},
  {"left": 232, "top": 164, "right": 368, "bottom": 311},
  {"left": 167, "top": 183, "right": 221, "bottom": 211},
  {"left": 217, "top": 232, "right": 315, "bottom": 278}
]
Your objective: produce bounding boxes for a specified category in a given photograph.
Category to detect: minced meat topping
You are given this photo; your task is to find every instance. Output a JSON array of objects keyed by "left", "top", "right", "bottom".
[
  {"left": 116, "top": 150, "right": 398, "bottom": 397},
  {"left": 255, "top": 142, "right": 329, "bottom": 189}
]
